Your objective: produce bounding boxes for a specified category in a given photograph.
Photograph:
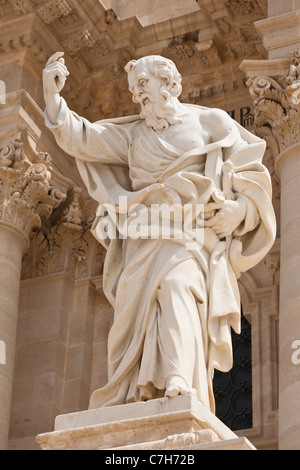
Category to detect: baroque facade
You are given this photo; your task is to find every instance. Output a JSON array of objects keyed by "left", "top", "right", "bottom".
[{"left": 0, "top": 0, "right": 299, "bottom": 450}]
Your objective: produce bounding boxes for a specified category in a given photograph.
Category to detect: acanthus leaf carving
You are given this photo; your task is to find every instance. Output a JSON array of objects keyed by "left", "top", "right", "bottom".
[
  {"left": 21, "top": 197, "right": 105, "bottom": 282},
  {"left": 246, "top": 49, "right": 300, "bottom": 198},
  {"left": 0, "top": 137, "right": 66, "bottom": 236}
]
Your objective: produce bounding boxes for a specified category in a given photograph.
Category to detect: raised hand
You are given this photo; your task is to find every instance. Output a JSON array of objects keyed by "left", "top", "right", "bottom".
[
  {"left": 43, "top": 52, "right": 69, "bottom": 124},
  {"left": 43, "top": 52, "right": 69, "bottom": 96}
]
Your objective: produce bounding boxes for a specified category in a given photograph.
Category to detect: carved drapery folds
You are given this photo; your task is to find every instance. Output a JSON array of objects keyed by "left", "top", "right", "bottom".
[
  {"left": 0, "top": 137, "right": 65, "bottom": 242},
  {"left": 246, "top": 48, "right": 300, "bottom": 198}
]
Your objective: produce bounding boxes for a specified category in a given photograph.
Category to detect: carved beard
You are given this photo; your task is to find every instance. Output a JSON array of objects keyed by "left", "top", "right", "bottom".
[{"left": 136, "top": 89, "right": 182, "bottom": 131}]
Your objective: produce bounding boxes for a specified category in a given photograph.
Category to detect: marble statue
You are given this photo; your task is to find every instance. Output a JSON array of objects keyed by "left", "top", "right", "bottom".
[{"left": 43, "top": 52, "right": 276, "bottom": 412}]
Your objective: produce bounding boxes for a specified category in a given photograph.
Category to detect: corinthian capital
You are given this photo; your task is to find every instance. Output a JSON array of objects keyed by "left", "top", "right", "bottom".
[
  {"left": 247, "top": 73, "right": 300, "bottom": 155},
  {"left": 0, "top": 137, "right": 65, "bottom": 246},
  {"left": 243, "top": 48, "right": 300, "bottom": 197}
]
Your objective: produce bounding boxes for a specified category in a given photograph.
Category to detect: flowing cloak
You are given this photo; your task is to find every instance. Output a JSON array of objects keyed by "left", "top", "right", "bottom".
[{"left": 45, "top": 99, "right": 276, "bottom": 412}]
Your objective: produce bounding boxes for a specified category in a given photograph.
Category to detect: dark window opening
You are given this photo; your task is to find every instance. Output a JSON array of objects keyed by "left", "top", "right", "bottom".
[{"left": 213, "top": 308, "right": 252, "bottom": 431}]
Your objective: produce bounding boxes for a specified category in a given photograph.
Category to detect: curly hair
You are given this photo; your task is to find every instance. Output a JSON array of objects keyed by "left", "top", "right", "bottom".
[{"left": 125, "top": 55, "right": 182, "bottom": 98}]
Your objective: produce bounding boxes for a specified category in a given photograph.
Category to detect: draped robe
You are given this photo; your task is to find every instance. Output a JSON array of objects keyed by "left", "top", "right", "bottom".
[{"left": 45, "top": 99, "right": 276, "bottom": 412}]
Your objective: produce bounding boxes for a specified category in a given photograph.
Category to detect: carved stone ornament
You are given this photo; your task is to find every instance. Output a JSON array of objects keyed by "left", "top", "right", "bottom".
[
  {"left": 37, "top": 0, "right": 72, "bottom": 24},
  {"left": 246, "top": 48, "right": 300, "bottom": 198},
  {"left": 62, "top": 30, "right": 96, "bottom": 57},
  {"left": 195, "top": 35, "right": 222, "bottom": 67},
  {"left": 9, "top": 0, "right": 72, "bottom": 23},
  {"left": 9, "top": 0, "right": 33, "bottom": 15},
  {"left": 0, "top": 137, "right": 65, "bottom": 240},
  {"left": 225, "top": 0, "right": 264, "bottom": 17},
  {"left": 21, "top": 196, "right": 105, "bottom": 281}
]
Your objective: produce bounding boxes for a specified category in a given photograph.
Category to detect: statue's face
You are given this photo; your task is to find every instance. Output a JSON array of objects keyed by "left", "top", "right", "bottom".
[
  {"left": 126, "top": 57, "right": 181, "bottom": 131},
  {"left": 128, "top": 61, "right": 164, "bottom": 112}
]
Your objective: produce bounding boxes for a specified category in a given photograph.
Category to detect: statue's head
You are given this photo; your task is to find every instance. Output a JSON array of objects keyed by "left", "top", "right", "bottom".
[{"left": 125, "top": 55, "right": 183, "bottom": 131}]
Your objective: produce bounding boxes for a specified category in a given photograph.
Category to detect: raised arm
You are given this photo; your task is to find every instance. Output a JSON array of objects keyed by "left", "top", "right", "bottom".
[
  {"left": 43, "top": 52, "right": 68, "bottom": 124},
  {"left": 42, "top": 52, "right": 130, "bottom": 166}
]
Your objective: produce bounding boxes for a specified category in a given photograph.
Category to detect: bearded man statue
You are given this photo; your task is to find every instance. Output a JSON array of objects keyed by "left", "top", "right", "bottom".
[{"left": 43, "top": 53, "right": 276, "bottom": 413}]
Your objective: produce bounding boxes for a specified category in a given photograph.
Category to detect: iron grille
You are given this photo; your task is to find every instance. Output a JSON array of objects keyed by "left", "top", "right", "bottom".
[{"left": 213, "top": 309, "right": 252, "bottom": 431}]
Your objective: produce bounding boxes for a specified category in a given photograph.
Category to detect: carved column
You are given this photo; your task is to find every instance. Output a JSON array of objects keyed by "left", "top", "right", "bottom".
[
  {"left": 0, "top": 138, "right": 64, "bottom": 449},
  {"left": 245, "top": 49, "right": 300, "bottom": 450}
]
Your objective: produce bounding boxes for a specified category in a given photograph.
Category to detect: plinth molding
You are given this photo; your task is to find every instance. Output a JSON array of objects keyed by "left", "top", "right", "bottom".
[{"left": 36, "top": 395, "right": 256, "bottom": 451}]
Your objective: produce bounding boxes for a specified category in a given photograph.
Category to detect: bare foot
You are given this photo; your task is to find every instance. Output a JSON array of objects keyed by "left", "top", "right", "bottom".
[{"left": 165, "top": 375, "right": 196, "bottom": 398}]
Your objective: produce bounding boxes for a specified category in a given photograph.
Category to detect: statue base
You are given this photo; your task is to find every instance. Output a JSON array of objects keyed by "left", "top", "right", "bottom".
[{"left": 36, "top": 395, "right": 255, "bottom": 450}]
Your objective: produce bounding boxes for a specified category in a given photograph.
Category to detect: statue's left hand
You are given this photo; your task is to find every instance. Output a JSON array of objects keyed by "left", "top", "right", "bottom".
[{"left": 204, "top": 197, "right": 246, "bottom": 239}]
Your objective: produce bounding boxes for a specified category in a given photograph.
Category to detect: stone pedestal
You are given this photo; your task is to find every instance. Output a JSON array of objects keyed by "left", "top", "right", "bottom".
[{"left": 36, "top": 395, "right": 255, "bottom": 450}]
